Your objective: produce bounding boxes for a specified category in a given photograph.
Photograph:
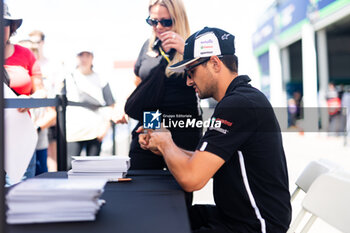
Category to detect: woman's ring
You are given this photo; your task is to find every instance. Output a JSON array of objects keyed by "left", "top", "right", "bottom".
[{"left": 172, "top": 34, "right": 176, "bottom": 39}]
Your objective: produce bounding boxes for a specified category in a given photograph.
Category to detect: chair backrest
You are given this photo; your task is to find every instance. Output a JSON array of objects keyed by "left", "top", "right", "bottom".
[
  {"left": 295, "top": 159, "right": 338, "bottom": 193},
  {"left": 291, "top": 159, "right": 338, "bottom": 202},
  {"left": 302, "top": 171, "right": 350, "bottom": 233}
]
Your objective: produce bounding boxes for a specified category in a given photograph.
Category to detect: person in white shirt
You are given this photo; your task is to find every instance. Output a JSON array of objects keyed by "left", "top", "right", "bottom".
[{"left": 66, "top": 50, "right": 115, "bottom": 161}]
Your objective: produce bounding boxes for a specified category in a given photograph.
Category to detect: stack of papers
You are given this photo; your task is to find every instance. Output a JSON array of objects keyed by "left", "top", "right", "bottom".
[
  {"left": 68, "top": 156, "right": 130, "bottom": 181},
  {"left": 6, "top": 178, "right": 107, "bottom": 224}
]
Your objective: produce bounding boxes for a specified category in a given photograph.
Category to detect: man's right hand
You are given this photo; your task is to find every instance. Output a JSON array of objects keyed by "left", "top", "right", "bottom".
[{"left": 136, "top": 126, "right": 162, "bottom": 155}]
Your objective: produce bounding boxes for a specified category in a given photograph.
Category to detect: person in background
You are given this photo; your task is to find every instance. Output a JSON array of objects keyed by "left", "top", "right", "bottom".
[
  {"left": 17, "top": 39, "right": 56, "bottom": 175},
  {"left": 341, "top": 86, "right": 350, "bottom": 137},
  {"left": 287, "top": 91, "right": 302, "bottom": 131},
  {"left": 65, "top": 50, "right": 116, "bottom": 162},
  {"left": 287, "top": 97, "right": 297, "bottom": 128},
  {"left": 141, "top": 27, "right": 291, "bottom": 233},
  {"left": 3, "top": 3, "right": 45, "bottom": 181},
  {"left": 326, "top": 82, "right": 342, "bottom": 135},
  {"left": 29, "top": 30, "right": 60, "bottom": 172},
  {"left": 121, "top": 0, "right": 202, "bottom": 170}
]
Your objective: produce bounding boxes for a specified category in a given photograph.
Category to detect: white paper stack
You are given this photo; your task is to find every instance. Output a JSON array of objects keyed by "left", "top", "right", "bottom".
[
  {"left": 6, "top": 178, "right": 107, "bottom": 224},
  {"left": 68, "top": 156, "right": 130, "bottom": 181}
]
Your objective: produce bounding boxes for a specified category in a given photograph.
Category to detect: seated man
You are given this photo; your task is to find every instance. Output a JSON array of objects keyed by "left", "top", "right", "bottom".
[{"left": 138, "top": 27, "right": 291, "bottom": 233}]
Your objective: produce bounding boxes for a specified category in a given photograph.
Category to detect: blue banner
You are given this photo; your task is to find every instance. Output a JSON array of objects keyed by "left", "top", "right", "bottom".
[
  {"left": 252, "top": 16, "right": 275, "bottom": 50},
  {"left": 277, "top": 0, "right": 308, "bottom": 34},
  {"left": 253, "top": 0, "right": 343, "bottom": 52}
]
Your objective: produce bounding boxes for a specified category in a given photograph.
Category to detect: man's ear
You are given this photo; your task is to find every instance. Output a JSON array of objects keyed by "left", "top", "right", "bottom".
[{"left": 209, "top": 56, "right": 222, "bottom": 73}]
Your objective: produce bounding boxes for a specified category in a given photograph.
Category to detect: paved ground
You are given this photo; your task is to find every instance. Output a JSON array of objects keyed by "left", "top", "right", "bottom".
[{"left": 193, "top": 132, "right": 350, "bottom": 233}]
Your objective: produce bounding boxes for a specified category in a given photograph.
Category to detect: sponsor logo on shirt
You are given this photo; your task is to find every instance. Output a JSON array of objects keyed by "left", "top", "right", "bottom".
[
  {"left": 216, "top": 118, "right": 233, "bottom": 126},
  {"left": 208, "top": 117, "right": 229, "bottom": 134},
  {"left": 209, "top": 126, "right": 228, "bottom": 134}
]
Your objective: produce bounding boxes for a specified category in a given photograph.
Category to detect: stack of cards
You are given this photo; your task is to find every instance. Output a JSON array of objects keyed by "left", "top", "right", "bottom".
[
  {"left": 68, "top": 156, "right": 130, "bottom": 181},
  {"left": 6, "top": 178, "right": 107, "bottom": 224}
]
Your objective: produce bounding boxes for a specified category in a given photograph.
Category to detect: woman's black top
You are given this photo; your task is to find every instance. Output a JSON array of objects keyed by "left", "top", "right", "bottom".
[{"left": 131, "top": 39, "right": 202, "bottom": 152}]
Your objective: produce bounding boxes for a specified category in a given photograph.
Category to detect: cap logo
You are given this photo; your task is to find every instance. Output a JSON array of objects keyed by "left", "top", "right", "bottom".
[
  {"left": 221, "top": 33, "right": 230, "bottom": 40},
  {"left": 194, "top": 32, "right": 221, "bottom": 57},
  {"left": 200, "top": 39, "right": 213, "bottom": 50}
]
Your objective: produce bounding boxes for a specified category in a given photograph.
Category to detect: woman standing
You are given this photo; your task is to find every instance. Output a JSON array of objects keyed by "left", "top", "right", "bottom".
[
  {"left": 66, "top": 50, "right": 116, "bottom": 161},
  {"left": 3, "top": 3, "right": 44, "bottom": 181},
  {"left": 128, "top": 0, "right": 202, "bottom": 169}
]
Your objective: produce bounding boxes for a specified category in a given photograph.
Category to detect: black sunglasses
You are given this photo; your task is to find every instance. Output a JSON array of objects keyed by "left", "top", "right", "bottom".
[
  {"left": 184, "top": 58, "right": 210, "bottom": 79},
  {"left": 146, "top": 16, "right": 173, "bottom": 27}
]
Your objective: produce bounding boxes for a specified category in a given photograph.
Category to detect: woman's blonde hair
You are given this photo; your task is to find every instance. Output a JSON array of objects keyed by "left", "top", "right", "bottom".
[{"left": 148, "top": 0, "right": 190, "bottom": 77}]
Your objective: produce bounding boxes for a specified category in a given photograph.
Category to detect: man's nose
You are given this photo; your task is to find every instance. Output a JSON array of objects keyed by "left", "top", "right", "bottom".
[{"left": 186, "top": 76, "right": 193, "bottom": 87}]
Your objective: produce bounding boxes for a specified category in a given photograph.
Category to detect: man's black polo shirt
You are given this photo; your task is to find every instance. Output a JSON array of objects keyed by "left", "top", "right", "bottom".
[{"left": 196, "top": 75, "right": 291, "bottom": 233}]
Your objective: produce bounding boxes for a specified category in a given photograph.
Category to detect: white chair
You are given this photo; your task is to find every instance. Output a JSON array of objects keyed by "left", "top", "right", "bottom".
[
  {"left": 287, "top": 171, "right": 350, "bottom": 233},
  {"left": 291, "top": 159, "right": 338, "bottom": 201}
]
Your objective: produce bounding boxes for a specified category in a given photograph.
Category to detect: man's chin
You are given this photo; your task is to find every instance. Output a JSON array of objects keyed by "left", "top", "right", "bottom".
[{"left": 196, "top": 90, "right": 206, "bottom": 99}]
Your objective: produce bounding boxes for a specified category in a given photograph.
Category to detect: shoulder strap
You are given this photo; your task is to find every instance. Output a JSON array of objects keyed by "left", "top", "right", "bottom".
[
  {"left": 68, "top": 72, "right": 103, "bottom": 110},
  {"left": 158, "top": 47, "right": 170, "bottom": 64}
]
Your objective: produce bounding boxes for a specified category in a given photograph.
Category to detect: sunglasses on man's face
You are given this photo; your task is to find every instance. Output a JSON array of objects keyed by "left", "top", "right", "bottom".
[
  {"left": 184, "top": 58, "right": 210, "bottom": 79},
  {"left": 146, "top": 16, "right": 173, "bottom": 27}
]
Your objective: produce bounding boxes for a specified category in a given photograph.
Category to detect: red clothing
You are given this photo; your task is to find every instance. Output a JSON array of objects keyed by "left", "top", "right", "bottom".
[
  {"left": 327, "top": 97, "right": 341, "bottom": 115},
  {"left": 5, "top": 44, "right": 41, "bottom": 95}
]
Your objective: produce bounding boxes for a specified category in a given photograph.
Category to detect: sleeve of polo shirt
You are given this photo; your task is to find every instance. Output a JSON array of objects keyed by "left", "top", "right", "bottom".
[
  {"left": 134, "top": 40, "right": 149, "bottom": 77},
  {"left": 196, "top": 94, "right": 257, "bottom": 161}
]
